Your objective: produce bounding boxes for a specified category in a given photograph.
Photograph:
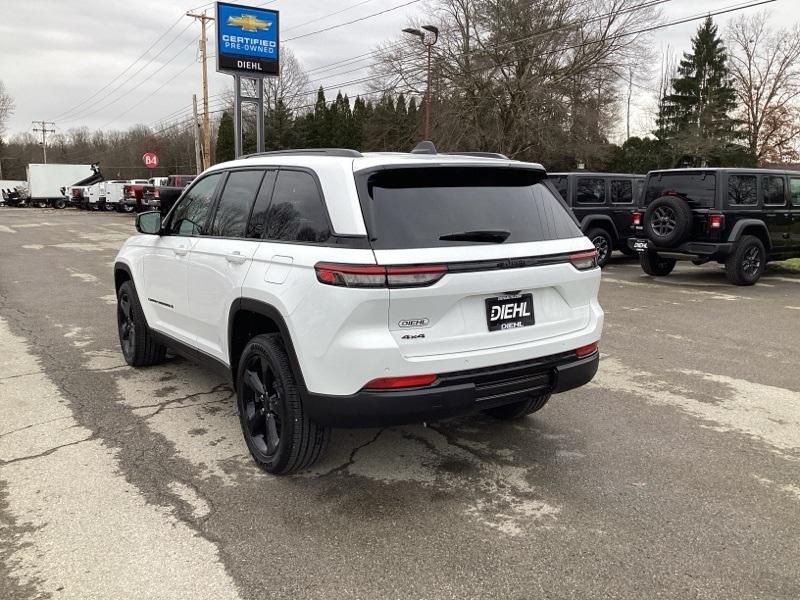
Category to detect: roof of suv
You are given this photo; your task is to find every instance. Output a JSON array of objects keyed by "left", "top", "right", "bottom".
[
  {"left": 549, "top": 172, "right": 645, "bottom": 178},
  {"left": 648, "top": 167, "right": 800, "bottom": 176},
  {"left": 208, "top": 149, "right": 544, "bottom": 174}
]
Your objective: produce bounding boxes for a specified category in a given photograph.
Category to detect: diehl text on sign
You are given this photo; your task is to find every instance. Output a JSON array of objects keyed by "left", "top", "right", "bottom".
[{"left": 216, "top": 1, "right": 279, "bottom": 78}]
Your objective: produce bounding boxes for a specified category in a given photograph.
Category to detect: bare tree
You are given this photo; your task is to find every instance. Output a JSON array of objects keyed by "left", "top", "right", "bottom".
[
  {"left": 372, "top": 0, "right": 660, "bottom": 166},
  {"left": 727, "top": 12, "right": 800, "bottom": 164},
  {"left": 0, "top": 80, "right": 15, "bottom": 139}
]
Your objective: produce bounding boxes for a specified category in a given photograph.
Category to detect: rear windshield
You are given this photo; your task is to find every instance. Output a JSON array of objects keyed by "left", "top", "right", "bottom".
[
  {"left": 359, "top": 167, "right": 582, "bottom": 249},
  {"left": 644, "top": 172, "right": 716, "bottom": 208}
]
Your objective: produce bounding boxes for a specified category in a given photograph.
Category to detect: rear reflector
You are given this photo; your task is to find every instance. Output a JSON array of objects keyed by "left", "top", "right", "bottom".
[
  {"left": 315, "top": 262, "right": 446, "bottom": 288},
  {"left": 364, "top": 374, "right": 438, "bottom": 390},
  {"left": 569, "top": 250, "right": 598, "bottom": 270},
  {"left": 632, "top": 212, "right": 642, "bottom": 226},
  {"left": 575, "top": 342, "right": 598, "bottom": 358}
]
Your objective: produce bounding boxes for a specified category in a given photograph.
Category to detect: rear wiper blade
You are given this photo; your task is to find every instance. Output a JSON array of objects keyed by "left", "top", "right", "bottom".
[{"left": 439, "top": 229, "right": 511, "bottom": 243}]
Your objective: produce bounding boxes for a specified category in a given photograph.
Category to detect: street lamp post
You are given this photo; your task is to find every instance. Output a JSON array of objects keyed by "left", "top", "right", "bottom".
[{"left": 403, "top": 25, "right": 439, "bottom": 141}]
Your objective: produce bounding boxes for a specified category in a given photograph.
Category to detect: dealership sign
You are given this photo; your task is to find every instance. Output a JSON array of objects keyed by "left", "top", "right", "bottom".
[
  {"left": 216, "top": 1, "right": 279, "bottom": 77},
  {"left": 142, "top": 152, "right": 159, "bottom": 168}
]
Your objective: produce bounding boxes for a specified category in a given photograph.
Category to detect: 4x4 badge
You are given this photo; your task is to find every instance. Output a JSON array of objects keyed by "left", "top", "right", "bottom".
[{"left": 398, "top": 318, "right": 429, "bottom": 328}]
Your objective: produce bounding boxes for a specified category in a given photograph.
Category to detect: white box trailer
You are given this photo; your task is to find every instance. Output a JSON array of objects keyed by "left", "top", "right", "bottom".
[{"left": 27, "top": 163, "right": 96, "bottom": 208}]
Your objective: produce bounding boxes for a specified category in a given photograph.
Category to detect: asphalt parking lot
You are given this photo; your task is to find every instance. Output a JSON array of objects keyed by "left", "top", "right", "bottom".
[{"left": 1, "top": 208, "right": 798, "bottom": 600}]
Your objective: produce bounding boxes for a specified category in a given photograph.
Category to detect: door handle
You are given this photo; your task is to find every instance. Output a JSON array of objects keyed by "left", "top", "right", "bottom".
[
  {"left": 173, "top": 245, "right": 188, "bottom": 256},
  {"left": 225, "top": 251, "right": 247, "bottom": 265}
]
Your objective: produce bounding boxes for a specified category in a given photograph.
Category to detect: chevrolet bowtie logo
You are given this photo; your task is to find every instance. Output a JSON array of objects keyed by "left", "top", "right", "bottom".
[{"left": 227, "top": 13, "right": 271, "bottom": 33}]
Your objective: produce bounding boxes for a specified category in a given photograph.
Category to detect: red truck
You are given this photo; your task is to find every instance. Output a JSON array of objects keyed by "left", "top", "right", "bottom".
[{"left": 124, "top": 174, "right": 196, "bottom": 213}]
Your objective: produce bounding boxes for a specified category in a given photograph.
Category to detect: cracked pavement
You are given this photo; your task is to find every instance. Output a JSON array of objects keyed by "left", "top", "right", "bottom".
[{"left": 0, "top": 207, "right": 799, "bottom": 599}]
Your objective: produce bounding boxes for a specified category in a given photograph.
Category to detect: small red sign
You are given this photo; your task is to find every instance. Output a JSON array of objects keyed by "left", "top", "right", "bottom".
[{"left": 142, "top": 152, "right": 159, "bottom": 168}]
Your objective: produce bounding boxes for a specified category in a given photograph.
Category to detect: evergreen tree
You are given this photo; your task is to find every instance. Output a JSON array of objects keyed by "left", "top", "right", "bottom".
[
  {"left": 215, "top": 111, "right": 235, "bottom": 164},
  {"left": 308, "top": 87, "right": 329, "bottom": 147},
  {"left": 407, "top": 97, "right": 419, "bottom": 145},
  {"left": 657, "top": 18, "right": 740, "bottom": 165},
  {"left": 265, "top": 99, "right": 293, "bottom": 150}
]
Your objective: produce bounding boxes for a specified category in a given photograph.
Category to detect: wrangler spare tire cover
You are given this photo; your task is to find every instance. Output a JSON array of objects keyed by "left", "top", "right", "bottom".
[{"left": 643, "top": 195, "right": 693, "bottom": 247}]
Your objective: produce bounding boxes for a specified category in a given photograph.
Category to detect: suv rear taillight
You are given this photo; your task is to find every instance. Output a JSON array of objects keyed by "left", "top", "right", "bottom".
[
  {"left": 314, "top": 263, "right": 447, "bottom": 288},
  {"left": 575, "top": 342, "right": 598, "bottom": 358},
  {"left": 364, "top": 374, "right": 437, "bottom": 390},
  {"left": 569, "top": 250, "right": 598, "bottom": 271},
  {"left": 632, "top": 212, "right": 641, "bottom": 226},
  {"left": 708, "top": 214, "right": 724, "bottom": 230},
  {"left": 154, "top": 188, "right": 160, "bottom": 198}
]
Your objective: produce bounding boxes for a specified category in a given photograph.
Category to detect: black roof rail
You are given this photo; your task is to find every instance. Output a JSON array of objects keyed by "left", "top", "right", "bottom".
[
  {"left": 444, "top": 151, "right": 509, "bottom": 159},
  {"left": 241, "top": 148, "right": 363, "bottom": 159}
]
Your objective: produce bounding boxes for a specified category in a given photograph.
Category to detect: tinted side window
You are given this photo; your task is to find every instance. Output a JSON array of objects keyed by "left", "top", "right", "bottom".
[
  {"left": 791, "top": 178, "right": 800, "bottom": 207},
  {"left": 576, "top": 178, "right": 605, "bottom": 204},
  {"left": 266, "top": 171, "right": 330, "bottom": 243},
  {"left": 762, "top": 175, "right": 786, "bottom": 206},
  {"left": 208, "top": 170, "right": 264, "bottom": 238},
  {"left": 610, "top": 179, "right": 633, "bottom": 204},
  {"left": 728, "top": 175, "right": 757, "bottom": 206},
  {"left": 246, "top": 170, "right": 277, "bottom": 239},
  {"left": 167, "top": 174, "right": 222, "bottom": 236},
  {"left": 551, "top": 176, "right": 568, "bottom": 200}
]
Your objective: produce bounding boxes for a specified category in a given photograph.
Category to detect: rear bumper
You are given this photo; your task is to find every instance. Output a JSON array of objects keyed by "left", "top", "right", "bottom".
[
  {"left": 302, "top": 350, "right": 599, "bottom": 427},
  {"left": 628, "top": 238, "right": 733, "bottom": 260}
]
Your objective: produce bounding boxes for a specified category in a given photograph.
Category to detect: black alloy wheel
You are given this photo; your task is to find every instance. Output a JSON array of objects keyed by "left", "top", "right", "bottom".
[
  {"left": 117, "top": 287, "right": 136, "bottom": 362},
  {"left": 587, "top": 228, "right": 613, "bottom": 268},
  {"left": 741, "top": 246, "right": 761, "bottom": 277},
  {"left": 241, "top": 353, "right": 283, "bottom": 459},
  {"left": 651, "top": 206, "right": 676, "bottom": 237}
]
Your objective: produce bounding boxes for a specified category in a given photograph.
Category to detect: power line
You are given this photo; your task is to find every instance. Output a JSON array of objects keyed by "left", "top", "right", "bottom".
[
  {"left": 59, "top": 22, "right": 197, "bottom": 124},
  {"left": 283, "top": 0, "right": 379, "bottom": 33},
  {"left": 284, "top": 0, "right": 425, "bottom": 42}
]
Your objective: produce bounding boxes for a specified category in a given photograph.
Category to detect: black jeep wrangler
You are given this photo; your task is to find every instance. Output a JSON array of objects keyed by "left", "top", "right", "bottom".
[
  {"left": 549, "top": 172, "right": 645, "bottom": 267},
  {"left": 629, "top": 168, "right": 800, "bottom": 285}
]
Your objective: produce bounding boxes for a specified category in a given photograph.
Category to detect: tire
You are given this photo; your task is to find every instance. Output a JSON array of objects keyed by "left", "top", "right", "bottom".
[
  {"left": 725, "top": 235, "right": 765, "bottom": 286},
  {"left": 117, "top": 280, "right": 167, "bottom": 367},
  {"left": 103, "top": 202, "right": 115, "bottom": 211},
  {"left": 53, "top": 198, "right": 66, "bottom": 209},
  {"left": 236, "top": 333, "right": 330, "bottom": 475},
  {"left": 121, "top": 203, "right": 135, "bottom": 213},
  {"left": 586, "top": 228, "right": 613, "bottom": 268},
  {"left": 484, "top": 394, "right": 551, "bottom": 420},
  {"left": 640, "top": 251, "right": 676, "bottom": 277},
  {"left": 643, "top": 196, "right": 693, "bottom": 247}
]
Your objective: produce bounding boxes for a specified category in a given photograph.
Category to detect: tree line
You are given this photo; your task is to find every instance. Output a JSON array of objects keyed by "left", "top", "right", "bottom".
[{"left": 2, "top": 3, "right": 799, "bottom": 181}]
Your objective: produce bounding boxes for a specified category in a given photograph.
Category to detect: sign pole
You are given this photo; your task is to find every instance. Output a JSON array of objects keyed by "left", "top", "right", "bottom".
[
  {"left": 215, "top": 2, "right": 279, "bottom": 158},
  {"left": 256, "top": 78, "right": 264, "bottom": 153},
  {"left": 234, "top": 76, "right": 243, "bottom": 158}
]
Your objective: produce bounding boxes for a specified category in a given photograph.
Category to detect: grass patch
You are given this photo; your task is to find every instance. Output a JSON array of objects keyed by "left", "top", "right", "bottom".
[{"left": 770, "top": 258, "right": 800, "bottom": 273}]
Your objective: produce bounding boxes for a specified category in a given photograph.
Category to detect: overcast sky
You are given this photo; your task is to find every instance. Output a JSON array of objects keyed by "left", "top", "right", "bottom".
[{"left": 1, "top": 0, "right": 798, "bottom": 143}]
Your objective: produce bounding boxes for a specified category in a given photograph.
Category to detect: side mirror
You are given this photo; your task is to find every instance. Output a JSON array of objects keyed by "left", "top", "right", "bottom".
[{"left": 136, "top": 211, "right": 162, "bottom": 235}]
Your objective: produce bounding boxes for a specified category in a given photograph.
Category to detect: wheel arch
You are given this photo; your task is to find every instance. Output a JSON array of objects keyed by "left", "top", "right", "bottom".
[
  {"left": 580, "top": 215, "right": 619, "bottom": 241},
  {"left": 114, "top": 261, "right": 133, "bottom": 292},
  {"left": 227, "top": 299, "right": 306, "bottom": 389},
  {"left": 728, "top": 219, "right": 770, "bottom": 250}
]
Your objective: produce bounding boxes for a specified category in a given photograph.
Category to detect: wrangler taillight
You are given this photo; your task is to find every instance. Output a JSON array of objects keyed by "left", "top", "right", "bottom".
[
  {"left": 314, "top": 263, "right": 447, "bottom": 288},
  {"left": 569, "top": 250, "right": 598, "bottom": 271},
  {"left": 632, "top": 212, "right": 642, "bottom": 226},
  {"left": 708, "top": 214, "right": 724, "bottom": 230}
]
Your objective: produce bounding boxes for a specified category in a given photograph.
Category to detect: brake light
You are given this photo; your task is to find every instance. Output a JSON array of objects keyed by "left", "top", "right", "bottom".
[
  {"left": 364, "top": 374, "right": 437, "bottom": 389},
  {"left": 569, "top": 250, "right": 598, "bottom": 271},
  {"left": 154, "top": 188, "right": 160, "bottom": 198},
  {"left": 632, "top": 212, "right": 642, "bottom": 226},
  {"left": 314, "top": 263, "right": 447, "bottom": 288},
  {"left": 575, "top": 342, "right": 598, "bottom": 358},
  {"left": 708, "top": 214, "right": 724, "bottom": 230}
]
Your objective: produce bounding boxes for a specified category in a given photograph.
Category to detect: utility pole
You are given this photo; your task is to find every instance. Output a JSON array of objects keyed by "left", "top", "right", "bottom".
[
  {"left": 187, "top": 10, "right": 214, "bottom": 167},
  {"left": 31, "top": 120, "right": 56, "bottom": 164},
  {"left": 192, "top": 94, "right": 203, "bottom": 174}
]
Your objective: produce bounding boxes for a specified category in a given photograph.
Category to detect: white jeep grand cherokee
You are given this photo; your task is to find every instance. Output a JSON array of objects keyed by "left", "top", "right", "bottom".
[{"left": 114, "top": 146, "right": 603, "bottom": 474}]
